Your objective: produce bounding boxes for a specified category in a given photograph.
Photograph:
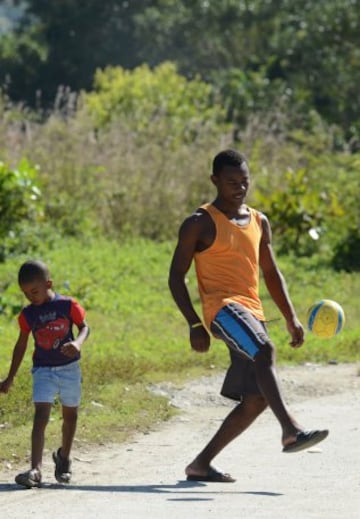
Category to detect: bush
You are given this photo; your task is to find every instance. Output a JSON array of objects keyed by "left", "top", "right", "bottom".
[
  {"left": 252, "top": 167, "right": 344, "bottom": 257},
  {"left": 332, "top": 226, "right": 360, "bottom": 272},
  {"left": 83, "top": 62, "right": 227, "bottom": 141},
  {"left": 0, "top": 159, "right": 44, "bottom": 260},
  {"left": 0, "top": 63, "right": 359, "bottom": 258}
]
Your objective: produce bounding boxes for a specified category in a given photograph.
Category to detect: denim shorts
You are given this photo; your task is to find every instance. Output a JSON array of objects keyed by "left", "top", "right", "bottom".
[{"left": 31, "top": 360, "right": 81, "bottom": 407}]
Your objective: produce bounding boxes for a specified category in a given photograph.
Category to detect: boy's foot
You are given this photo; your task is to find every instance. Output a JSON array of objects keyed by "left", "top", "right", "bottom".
[
  {"left": 15, "top": 468, "right": 42, "bottom": 488},
  {"left": 52, "top": 447, "right": 72, "bottom": 483}
]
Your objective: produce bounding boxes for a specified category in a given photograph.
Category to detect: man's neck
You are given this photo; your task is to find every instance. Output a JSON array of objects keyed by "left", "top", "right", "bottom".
[{"left": 212, "top": 199, "right": 249, "bottom": 220}]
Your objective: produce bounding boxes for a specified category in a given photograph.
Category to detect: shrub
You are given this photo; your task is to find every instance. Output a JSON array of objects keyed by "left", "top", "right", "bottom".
[
  {"left": 252, "top": 167, "right": 344, "bottom": 257},
  {"left": 82, "top": 61, "right": 227, "bottom": 142},
  {"left": 0, "top": 159, "right": 44, "bottom": 260},
  {"left": 332, "top": 226, "right": 360, "bottom": 272}
]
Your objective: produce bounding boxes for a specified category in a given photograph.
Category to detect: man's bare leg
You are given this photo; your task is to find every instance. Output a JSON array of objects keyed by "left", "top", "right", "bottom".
[
  {"left": 253, "top": 343, "right": 304, "bottom": 446},
  {"left": 185, "top": 394, "right": 267, "bottom": 479}
]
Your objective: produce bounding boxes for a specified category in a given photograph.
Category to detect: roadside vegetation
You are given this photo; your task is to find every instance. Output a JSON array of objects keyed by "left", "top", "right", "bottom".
[
  {"left": 0, "top": 1, "right": 359, "bottom": 463},
  {"left": 0, "top": 237, "right": 358, "bottom": 464}
]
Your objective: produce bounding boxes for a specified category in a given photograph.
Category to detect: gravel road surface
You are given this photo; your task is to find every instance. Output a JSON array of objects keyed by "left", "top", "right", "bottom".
[{"left": 0, "top": 362, "right": 359, "bottom": 519}]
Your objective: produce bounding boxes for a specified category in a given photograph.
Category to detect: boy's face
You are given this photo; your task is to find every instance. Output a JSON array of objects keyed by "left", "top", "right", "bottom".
[
  {"left": 20, "top": 279, "right": 53, "bottom": 306},
  {"left": 211, "top": 164, "right": 250, "bottom": 204}
]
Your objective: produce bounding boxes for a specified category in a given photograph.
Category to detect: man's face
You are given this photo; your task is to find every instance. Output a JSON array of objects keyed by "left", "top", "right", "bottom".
[
  {"left": 20, "top": 279, "right": 52, "bottom": 305},
  {"left": 211, "top": 164, "right": 250, "bottom": 204}
]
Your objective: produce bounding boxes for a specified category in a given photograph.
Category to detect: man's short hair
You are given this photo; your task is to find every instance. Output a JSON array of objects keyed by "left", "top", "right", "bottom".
[{"left": 212, "top": 149, "right": 248, "bottom": 176}]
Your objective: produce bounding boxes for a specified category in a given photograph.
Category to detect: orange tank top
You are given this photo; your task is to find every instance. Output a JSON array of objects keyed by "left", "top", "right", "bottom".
[{"left": 194, "top": 203, "right": 265, "bottom": 329}]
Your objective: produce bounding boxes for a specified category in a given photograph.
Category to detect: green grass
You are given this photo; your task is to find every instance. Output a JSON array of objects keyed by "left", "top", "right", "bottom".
[{"left": 0, "top": 237, "right": 359, "bottom": 464}]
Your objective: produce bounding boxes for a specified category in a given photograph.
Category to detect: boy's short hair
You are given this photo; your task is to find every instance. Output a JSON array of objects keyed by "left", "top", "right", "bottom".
[
  {"left": 212, "top": 149, "right": 248, "bottom": 176},
  {"left": 18, "top": 260, "right": 50, "bottom": 285}
]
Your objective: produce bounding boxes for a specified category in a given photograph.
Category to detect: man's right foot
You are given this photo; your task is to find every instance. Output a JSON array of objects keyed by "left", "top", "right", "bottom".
[
  {"left": 185, "top": 462, "right": 236, "bottom": 483},
  {"left": 52, "top": 447, "right": 72, "bottom": 483},
  {"left": 15, "top": 468, "right": 42, "bottom": 488}
]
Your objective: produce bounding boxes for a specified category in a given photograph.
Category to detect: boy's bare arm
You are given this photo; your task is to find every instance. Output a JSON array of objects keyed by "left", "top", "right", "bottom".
[
  {"left": 0, "top": 332, "right": 29, "bottom": 393},
  {"left": 61, "top": 321, "right": 90, "bottom": 358}
]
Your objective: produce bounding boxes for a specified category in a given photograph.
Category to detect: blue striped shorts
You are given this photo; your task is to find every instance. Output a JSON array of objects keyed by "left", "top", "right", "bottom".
[{"left": 211, "top": 303, "right": 268, "bottom": 361}]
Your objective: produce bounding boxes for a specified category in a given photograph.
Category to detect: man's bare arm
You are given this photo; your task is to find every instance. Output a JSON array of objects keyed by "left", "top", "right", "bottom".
[
  {"left": 169, "top": 214, "right": 210, "bottom": 352},
  {"left": 259, "top": 214, "right": 304, "bottom": 347}
]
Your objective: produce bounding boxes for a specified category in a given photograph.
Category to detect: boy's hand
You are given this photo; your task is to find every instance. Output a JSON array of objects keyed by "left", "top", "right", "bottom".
[
  {"left": 0, "top": 377, "right": 13, "bottom": 394},
  {"left": 61, "top": 341, "right": 80, "bottom": 358},
  {"left": 189, "top": 326, "right": 211, "bottom": 352},
  {"left": 287, "top": 318, "right": 305, "bottom": 348}
]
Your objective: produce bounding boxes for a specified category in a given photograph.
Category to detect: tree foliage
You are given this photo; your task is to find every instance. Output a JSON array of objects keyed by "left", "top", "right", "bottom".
[
  {"left": 0, "top": 1, "right": 359, "bottom": 271},
  {"left": 0, "top": 0, "right": 146, "bottom": 103},
  {"left": 0, "top": 0, "right": 359, "bottom": 140},
  {"left": 0, "top": 159, "right": 44, "bottom": 259},
  {"left": 83, "top": 61, "right": 226, "bottom": 137}
]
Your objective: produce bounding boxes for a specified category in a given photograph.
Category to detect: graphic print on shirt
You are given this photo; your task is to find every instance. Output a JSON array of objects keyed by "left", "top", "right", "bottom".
[{"left": 33, "top": 316, "right": 70, "bottom": 350}]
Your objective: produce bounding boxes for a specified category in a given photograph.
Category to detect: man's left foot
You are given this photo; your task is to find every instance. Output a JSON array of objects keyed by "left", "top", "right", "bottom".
[{"left": 283, "top": 429, "right": 329, "bottom": 453}]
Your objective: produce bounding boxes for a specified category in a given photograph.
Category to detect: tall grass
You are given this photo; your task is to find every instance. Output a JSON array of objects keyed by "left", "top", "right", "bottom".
[
  {"left": 2, "top": 91, "right": 358, "bottom": 253},
  {"left": 0, "top": 94, "right": 228, "bottom": 240}
]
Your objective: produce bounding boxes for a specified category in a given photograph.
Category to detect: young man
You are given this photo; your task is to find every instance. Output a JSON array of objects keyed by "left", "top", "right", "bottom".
[
  {"left": 168, "top": 149, "right": 328, "bottom": 483},
  {"left": 0, "top": 260, "right": 90, "bottom": 488}
]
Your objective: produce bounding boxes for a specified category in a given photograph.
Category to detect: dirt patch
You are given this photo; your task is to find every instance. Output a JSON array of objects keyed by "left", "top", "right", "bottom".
[
  {"left": 278, "top": 362, "right": 360, "bottom": 400},
  {"left": 149, "top": 362, "right": 360, "bottom": 411}
]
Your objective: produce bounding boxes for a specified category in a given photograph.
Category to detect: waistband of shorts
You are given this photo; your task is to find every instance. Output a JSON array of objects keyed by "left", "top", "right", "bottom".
[{"left": 33, "top": 360, "right": 80, "bottom": 371}]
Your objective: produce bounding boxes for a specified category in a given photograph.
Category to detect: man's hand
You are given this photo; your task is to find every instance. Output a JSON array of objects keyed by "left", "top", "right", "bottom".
[
  {"left": 287, "top": 318, "right": 305, "bottom": 348},
  {"left": 189, "top": 326, "right": 211, "bottom": 352}
]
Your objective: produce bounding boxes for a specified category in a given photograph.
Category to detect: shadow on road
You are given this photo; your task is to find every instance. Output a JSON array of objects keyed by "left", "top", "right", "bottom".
[{"left": 0, "top": 480, "right": 283, "bottom": 497}]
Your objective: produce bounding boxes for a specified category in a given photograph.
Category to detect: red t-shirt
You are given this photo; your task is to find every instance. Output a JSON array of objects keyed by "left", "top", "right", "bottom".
[{"left": 18, "top": 293, "right": 86, "bottom": 367}]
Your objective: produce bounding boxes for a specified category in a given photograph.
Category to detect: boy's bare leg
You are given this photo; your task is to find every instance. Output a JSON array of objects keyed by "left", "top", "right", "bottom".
[
  {"left": 185, "top": 394, "right": 267, "bottom": 477},
  {"left": 31, "top": 403, "right": 52, "bottom": 470},
  {"left": 60, "top": 406, "right": 78, "bottom": 459}
]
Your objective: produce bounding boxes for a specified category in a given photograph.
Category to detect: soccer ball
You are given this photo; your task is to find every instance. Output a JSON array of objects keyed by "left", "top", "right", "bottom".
[{"left": 307, "top": 299, "right": 345, "bottom": 339}]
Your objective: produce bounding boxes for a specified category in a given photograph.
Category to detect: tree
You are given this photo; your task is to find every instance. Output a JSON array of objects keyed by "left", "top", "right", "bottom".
[
  {"left": 265, "top": 0, "right": 360, "bottom": 139},
  {"left": 135, "top": 0, "right": 360, "bottom": 139},
  {"left": 0, "top": 1, "right": 152, "bottom": 104},
  {"left": 0, "top": 0, "right": 359, "bottom": 140},
  {"left": 82, "top": 61, "right": 227, "bottom": 140}
]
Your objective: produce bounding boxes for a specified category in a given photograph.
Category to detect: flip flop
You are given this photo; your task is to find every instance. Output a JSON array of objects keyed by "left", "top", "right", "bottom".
[
  {"left": 186, "top": 466, "right": 236, "bottom": 483},
  {"left": 282, "top": 429, "right": 329, "bottom": 453}
]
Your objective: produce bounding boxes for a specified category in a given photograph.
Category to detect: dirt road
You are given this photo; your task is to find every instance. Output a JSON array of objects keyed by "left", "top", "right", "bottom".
[{"left": 0, "top": 363, "right": 359, "bottom": 518}]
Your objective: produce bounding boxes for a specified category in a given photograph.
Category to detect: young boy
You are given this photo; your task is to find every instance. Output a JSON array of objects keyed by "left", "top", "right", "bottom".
[
  {"left": 0, "top": 260, "right": 90, "bottom": 488},
  {"left": 168, "top": 149, "right": 328, "bottom": 482}
]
